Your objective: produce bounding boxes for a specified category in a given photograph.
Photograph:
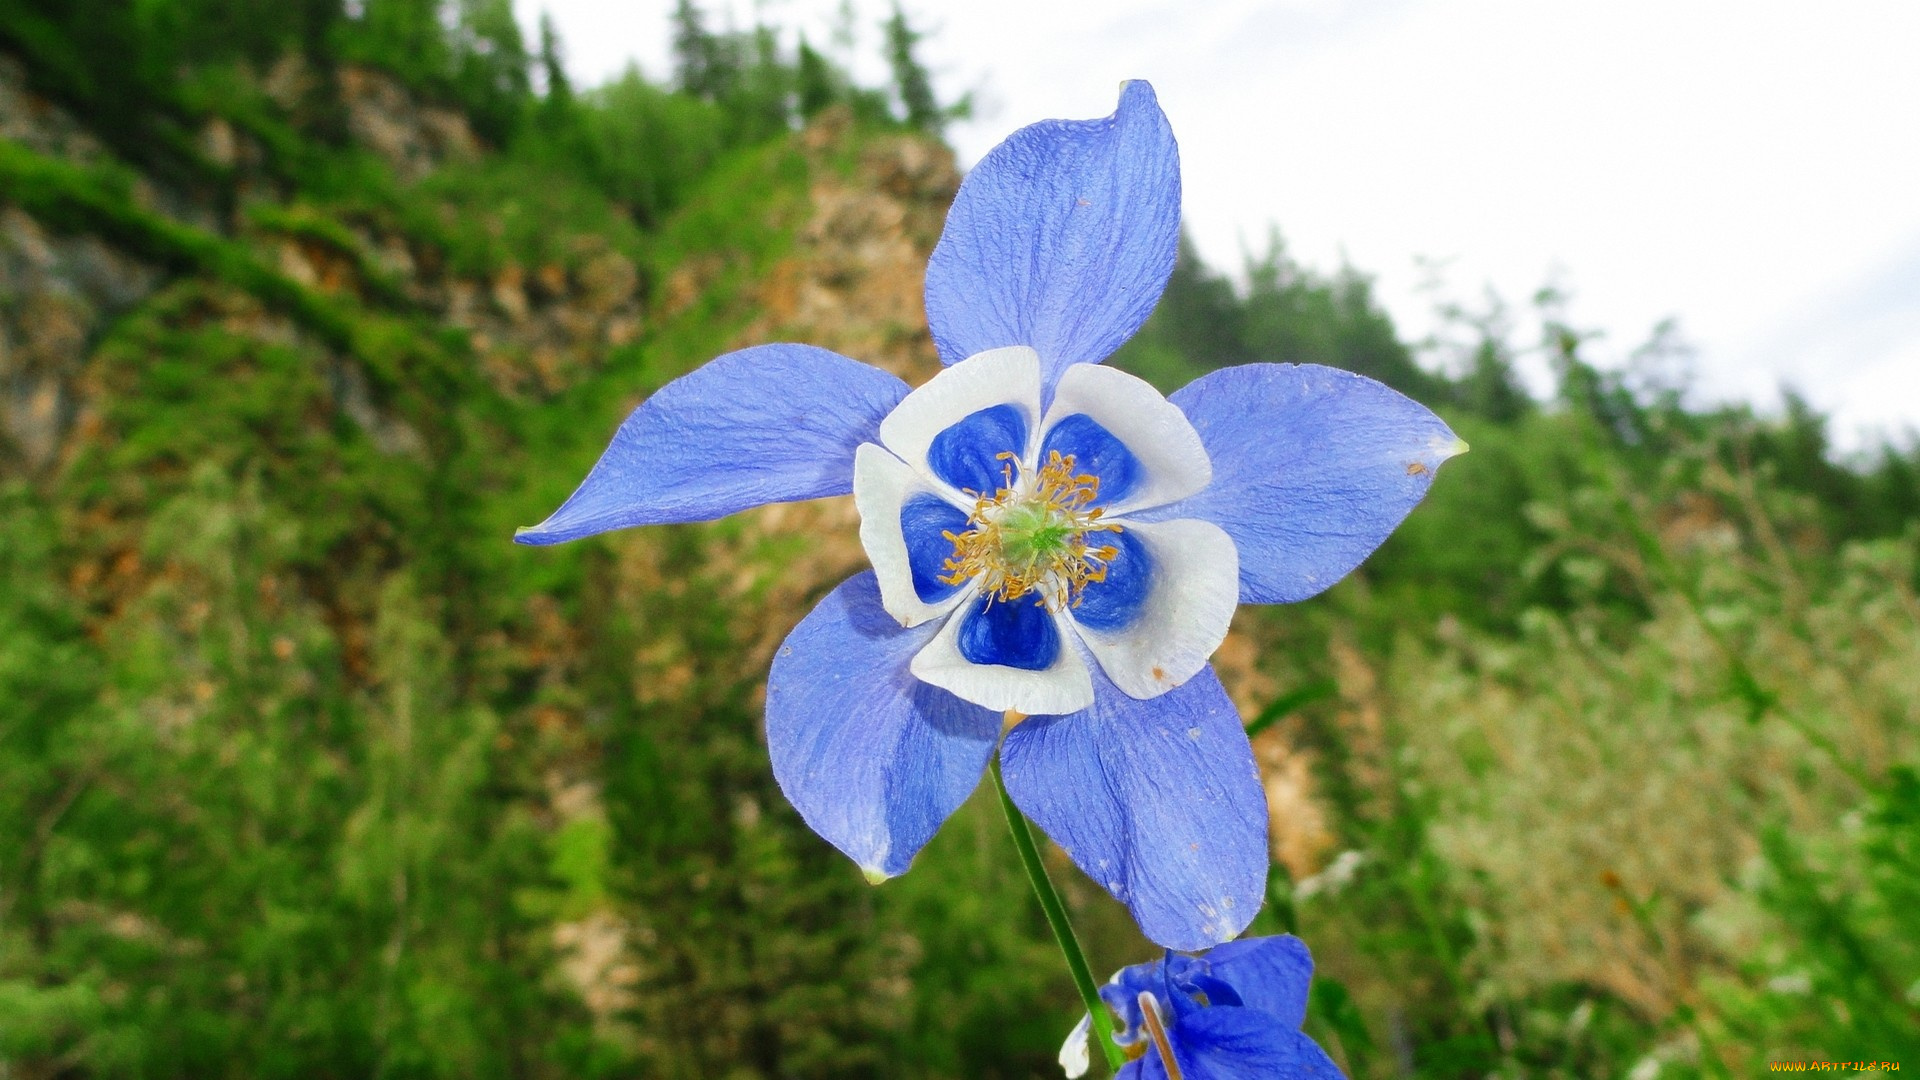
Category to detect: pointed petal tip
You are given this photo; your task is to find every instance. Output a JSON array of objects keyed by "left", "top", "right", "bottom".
[
  {"left": 512, "top": 522, "right": 556, "bottom": 546},
  {"left": 860, "top": 864, "right": 895, "bottom": 886},
  {"left": 1444, "top": 435, "right": 1471, "bottom": 459},
  {"left": 513, "top": 513, "right": 586, "bottom": 545},
  {"left": 512, "top": 344, "right": 911, "bottom": 545},
  {"left": 924, "top": 76, "right": 1178, "bottom": 377}
]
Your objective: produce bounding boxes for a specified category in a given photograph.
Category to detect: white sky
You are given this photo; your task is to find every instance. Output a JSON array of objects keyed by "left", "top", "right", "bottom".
[{"left": 517, "top": 0, "right": 1920, "bottom": 452}]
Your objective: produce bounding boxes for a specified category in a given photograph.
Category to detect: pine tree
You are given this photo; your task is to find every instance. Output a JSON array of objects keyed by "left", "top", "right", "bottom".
[
  {"left": 882, "top": 3, "right": 941, "bottom": 133},
  {"left": 539, "top": 12, "right": 573, "bottom": 107},
  {"left": 451, "top": 0, "right": 531, "bottom": 144},
  {"left": 796, "top": 36, "right": 835, "bottom": 118},
  {"left": 357, "top": 0, "right": 451, "bottom": 88},
  {"left": 671, "top": 0, "right": 731, "bottom": 100}
]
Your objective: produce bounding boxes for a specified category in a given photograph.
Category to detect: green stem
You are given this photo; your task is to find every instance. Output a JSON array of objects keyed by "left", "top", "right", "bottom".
[{"left": 991, "top": 753, "right": 1126, "bottom": 1074}]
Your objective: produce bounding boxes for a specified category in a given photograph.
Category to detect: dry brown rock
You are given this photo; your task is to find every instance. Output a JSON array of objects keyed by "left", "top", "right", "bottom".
[
  {"left": 441, "top": 240, "right": 646, "bottom": 400},
  {"left": 743, "top": 116, "right": 958, "bottom": 383},
  {"left": 0, "top": 54, "right": 109, "bottom": 165},
  {"left": 0, "top": 208, "right": 160, "bottom": 471},
  {"left": 338, "top": 65, "right": 482, "bottom": 181}
]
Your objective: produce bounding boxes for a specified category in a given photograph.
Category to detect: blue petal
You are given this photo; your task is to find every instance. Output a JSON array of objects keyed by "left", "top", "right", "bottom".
[
  {"left": 1100, "top": 958, "right": 1168, "bottom": 1046},
  {"left": 1041, "top": 413, "right": 1144, "bottom": 504},
  {"left": 1099, "top": 954, "right": 1218, "bottom": 1034},
  {"left": 926, "top": 403, "right": 1028, "bottom": 494},
  {"left": 516, "top": 345, "right": 909, "bottom": 544},
  {"left": 1154, "top": 363, "right": 1464, "bottom": 603},
  {"left": 901, "top": 495, "right": 970, "bottom": 604},
  {"left": 766, "top": 572, "right": 1001, "bottom": 879},
  {"left": 1161, "top": 1013, "right": 1344, "bottom": 1080},
  {"left": 1205, "top": 935, "right": 1314, "bottom": 1029},
  {"left": 1071, "top": 526, "right": 1152, "bottom": 632},
  {"left": 999, "top": 663, "right": 1267, "bottom": 950},
  {"left": 1159, "top": 954, "right": 1216, "bottom": 1021},
  {"left": 924, "top": 81, "right": 1180, "bottom": 391},
  {"left": 1186, "top": 974, "right": 1244, "bottom": 1010},
  {"left": 956, "top": 595, "right": 1060, "bottom": 671}
]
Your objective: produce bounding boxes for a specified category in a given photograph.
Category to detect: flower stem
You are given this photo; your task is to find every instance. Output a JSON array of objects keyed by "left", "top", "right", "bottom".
[{"left": 990, "top": 752, "right": 1126, "bottom": 1074}]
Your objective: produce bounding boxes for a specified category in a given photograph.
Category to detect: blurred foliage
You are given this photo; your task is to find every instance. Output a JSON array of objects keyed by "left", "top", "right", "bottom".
[
  {"left": 2, "top": 0, "right": 1918, "bottom": 1077},
  {"left": 1155, "top": 269, "right": 1920, "bottom": 1075}
]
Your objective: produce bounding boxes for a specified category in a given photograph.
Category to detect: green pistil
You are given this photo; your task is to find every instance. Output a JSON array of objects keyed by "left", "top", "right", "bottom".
[
  {"left": 996, "top": 504, "right": 1074, "bottom": 571},
  {"left": 940, "top": 450, "right": 1121, "bottom": 609}
]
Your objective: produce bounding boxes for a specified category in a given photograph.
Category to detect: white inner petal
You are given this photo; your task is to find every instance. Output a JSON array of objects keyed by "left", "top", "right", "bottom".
[
  {"left": 859, "top": 350, "right": 1231, "bottom": 710},
  {"left": 911, "top": 600, "right": 1095, "bottom": 715},
  {"left": 1040, "top": 362, "right": 1212, "bottom": 516},
  {"left": 1067, "top": 517, "right": 1240, "bottom": 700},
  {"left": 853, "top": 443, "right": 974, "bottom": 628},
  {"left": 1057, "top": 1013, "right": 1092, "bottom": 1079},
  {"left": 877, "top": 346, "right": 1043, "bottom": 485}
]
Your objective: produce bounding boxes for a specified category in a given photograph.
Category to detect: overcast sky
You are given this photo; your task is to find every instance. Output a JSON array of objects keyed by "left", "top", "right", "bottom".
[{"left": 516, "top": 0, "right": 1920, "bottom": 451}]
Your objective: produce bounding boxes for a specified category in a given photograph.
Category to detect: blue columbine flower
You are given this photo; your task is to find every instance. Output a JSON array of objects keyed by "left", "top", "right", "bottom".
[
  {"left": 516, "top": 81, "right": 1463, "bottom": 950},
  {"left": 1058, "top": 935, "right": 1344, "bottom": 1079}
]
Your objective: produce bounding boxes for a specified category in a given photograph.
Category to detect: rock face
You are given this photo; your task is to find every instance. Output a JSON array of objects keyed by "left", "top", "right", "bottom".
[
  {"left": 749, "top": 108, "right": 956, "bottom": 382},
  {"left": 451, "top": 239, "right": 647, "bottom": 400},
  {"left": 0, "top": 210, "right": 161, "bottom": 470},
  {"left": 0, "top": 54, "right": 109, "bottom": 164},
  {"left": 337, "top": 63, "right": 483, "bottom": 181},
  {"left": 0, "top": 47, "right": 654, "bottom": 474},
  {"left": 0, "top": 40, "right": 994, "bottom": 1074},
  {"left": 0, "top": 58, "right": 160, "bottom": 471}
]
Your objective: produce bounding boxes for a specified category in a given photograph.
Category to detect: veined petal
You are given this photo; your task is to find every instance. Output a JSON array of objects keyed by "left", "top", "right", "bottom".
[
  {"left": 1204, "top": 935, "right": 1314, "bottom": 1029},
  {"left": 1041, "top": 362, "right": 1210, "bottom": 516},
  {"left": 877, "top": 346, "right": 1042, "bottom": 490},
  {"left": 1154, "top": 363, "right": 1466, "bottom": 603},
  {"left": 1144, "top": 1013, "right": 1343, "bottom": 1080},
  {"left": 1000, "top": 664, "right": 1266, "bottom": 950},
  {"left": 516, "top": 345, "right": 908, "bottom": 544},
  {"left": 1068, "top": 518, "right": 1238, "bottom": 700},
  {"left": 766, "top": 572, "right": 1001, "bottom": 880},
  {"left": 854, "top": 444, "right": 974, "bottom": 627},
  {"left": 912, "top": 595, "right": 1094, "bottom": 715},
  {"left": 925, "top": 81, "right": 1180, "bottom": 391}
]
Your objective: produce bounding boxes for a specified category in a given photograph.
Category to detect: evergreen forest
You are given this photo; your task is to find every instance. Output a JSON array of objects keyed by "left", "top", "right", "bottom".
[{"left": 1, "top": 1, "right": 1916, "bottom": 1076}]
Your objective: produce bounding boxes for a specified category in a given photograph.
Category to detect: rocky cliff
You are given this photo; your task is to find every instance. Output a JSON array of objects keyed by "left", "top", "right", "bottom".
[{"left": 0, "top": 41, "right": 1082, "bottom": 1078}]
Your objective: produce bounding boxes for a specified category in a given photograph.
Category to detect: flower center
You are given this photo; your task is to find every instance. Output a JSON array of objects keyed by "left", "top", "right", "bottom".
[{"left": 940, "top": 450, "right": 1122, "bottom": 611}]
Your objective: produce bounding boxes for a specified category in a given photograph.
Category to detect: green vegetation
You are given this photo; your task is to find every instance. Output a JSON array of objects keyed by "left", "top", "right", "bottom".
[
  {"left": 2, "top": 1, "right": 1916, "bottom": 1077},
  {"left": 1117, "top": 256, "right": 1920, "bottom": 1074}
]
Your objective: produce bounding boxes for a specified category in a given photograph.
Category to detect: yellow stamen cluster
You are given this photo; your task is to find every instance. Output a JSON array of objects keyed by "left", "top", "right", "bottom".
[{"left": 939, "top": 450, "right": 1122, "bottom": 610}]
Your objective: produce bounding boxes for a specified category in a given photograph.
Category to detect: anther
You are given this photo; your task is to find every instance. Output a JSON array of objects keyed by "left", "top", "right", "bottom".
[{"left": 937, "top": 452, "right": 1123, "bottom": 611}]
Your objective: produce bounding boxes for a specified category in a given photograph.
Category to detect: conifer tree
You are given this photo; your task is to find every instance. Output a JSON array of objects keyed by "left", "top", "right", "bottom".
[
  {"left": 671, "top": 0, "right": 733, "bottom": 100},
  {"left": 356, "top": 0, "right": 451, "bottom": 87},
  {"left": 451, "top": 0, "right": 531, "bottom": 143},
  {"left": 796, "top": 36, "right": 836, "bottom": 118},
  {"left": 539, "top": 12, "right": 573, "bottom": 107},
  {"left": 883, "top": 3, "right": 941, "bottom": 133}
]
